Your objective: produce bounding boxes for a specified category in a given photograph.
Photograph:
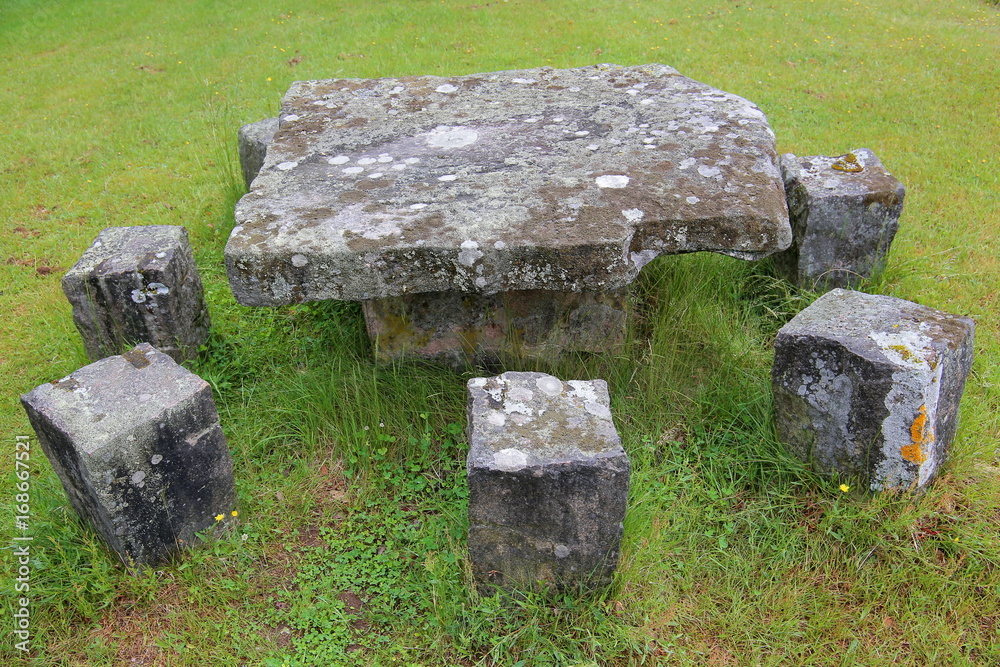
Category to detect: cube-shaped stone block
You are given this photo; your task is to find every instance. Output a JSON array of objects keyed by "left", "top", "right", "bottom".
[
  {"left": 237, "top": 117, "right": 278, "bottom": 190},
  {"left": 776, "top": 148, "right": 905, "bottom": 290},
  {"left": 21, "top": 343, "right": 236, "bottom": 566},
  {"left": 466, "top": 371, "right": 629, "bottom": 591},
  {"left": 773, "top": 289, "right": 975, "bottom": 491},
  {"left": 63, "top": 226, "right": 210, "bottom": 363},
  {"left": 363, "top": 288, "right": 626, "bottom": 367}
]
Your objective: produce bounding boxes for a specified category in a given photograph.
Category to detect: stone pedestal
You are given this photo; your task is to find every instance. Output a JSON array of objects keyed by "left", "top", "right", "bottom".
[
  {"left": 776, "top": 148, "right": 905, "bottom": 290},
  {"left": 466, "top": 371, "right": 629, "bottom": 591},
  {"left": 363, "top": 288, "right": 626, "bottom": 366},
  {"left": 772, "top": 289, "right": 975, "bottom": 491},
  {"left": 20, "top": 343, "right": 236, "bottom": 566},
  {"left": 62, "top": 226, "right": 210, "bottom": 363},
  {"left": 237, "top": 117, "right": 278, "bottom": 189}
]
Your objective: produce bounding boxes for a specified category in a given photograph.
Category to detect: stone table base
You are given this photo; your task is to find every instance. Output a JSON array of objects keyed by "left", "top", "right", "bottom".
[{"left": 362, "top": 288, "right": 627, "bottom": 366}]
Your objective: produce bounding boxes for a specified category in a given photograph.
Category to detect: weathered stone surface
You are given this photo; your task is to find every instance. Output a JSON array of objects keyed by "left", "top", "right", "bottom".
[
  {"left": 775, "top": 148, "right": 905, "bottom": 290},
  {"left": 466, "top": 371, "right": 629, "bottom": 591},
  {"left": 363, "top": 288, "right": 626, "bottom": 366},
  {"left": 773, "top": 289, "right": 975, "bottom": 491},
  {"left": 226, "top": 63, "right": 791, "bottom": 306},
  {"left": 62, "top": 226, "right": 210, "bottom": 363},
  {"left": 238, "top": 117, "right": 279, "bottom": 190},
  {"left": 20, "top": 344, "right": 236, "bottom": 566}
]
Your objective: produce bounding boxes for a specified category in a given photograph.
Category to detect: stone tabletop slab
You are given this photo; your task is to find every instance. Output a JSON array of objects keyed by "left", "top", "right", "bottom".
[{"left": 227, "top": 64, "right": 791, "bottom": 306}]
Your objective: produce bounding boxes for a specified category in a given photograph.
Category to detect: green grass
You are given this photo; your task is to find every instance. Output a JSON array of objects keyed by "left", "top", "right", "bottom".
[{"left": 2, "top": 0, "right": 999, "bottom": 664}]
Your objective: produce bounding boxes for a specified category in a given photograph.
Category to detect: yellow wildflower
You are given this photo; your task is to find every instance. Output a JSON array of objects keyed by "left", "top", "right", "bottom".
[{"left": 839, "top": 484, "right": 850, "bottom": 493}]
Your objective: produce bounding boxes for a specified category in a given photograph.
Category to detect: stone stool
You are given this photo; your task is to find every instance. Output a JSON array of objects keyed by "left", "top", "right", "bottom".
[
  {"left": 237, "top": 117, "right": 278, "bottom": 189},
  {"left": 772, "top": 289, "right": 975, "bottom": 491},
  {"left": 466, "top": 371, "right": 629, "bottom": 591},
  {"left": 21, "top": 343, "right": 236, "bottom": 566},
  {"left": 776, "top": 148, "right": 905, "bottom": 290},
  {"left": 62, "top": 226, "right": 210, "bottom": 363}
]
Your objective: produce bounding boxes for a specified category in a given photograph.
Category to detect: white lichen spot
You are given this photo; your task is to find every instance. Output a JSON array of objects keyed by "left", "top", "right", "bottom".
[
  {"left": 343, "top": 166, "right": 365, "bottom": 175},
  {"left": 377, "top": 155, "right": 393, "bottom": 162},
  {"left": 291, "top": 254, "right": 309, "bottom": 268},
  {"left": 686, "top": 196, "right": 701, "bottom": 205},
  {"left": 150, "top": 454, "right": 163, "bottom": 465},
  {"left": 277, "top": 161, "right": 298, "bottom": 171},
  {"left": 426, "top": 126, "right": 479, "bottom": 149},
  {"left": 679, "top": 157, "right": 697, "bottom": 170},
  {"left": 390, "top": 86, "right": 405, "bottom": 94},
  {"left": 567, "top": 380, "right": 599, "bottom": 402},
  {"left": 511, "top": 78, "right": 536, "bottom": 84},
  {"left": 409, "top": 203, "right": 428, "bottom": 210},
  {"left": 574, "top": 130, "right": 590, "bottom": 136},
  {"left": 554, "top": 544, "right": 570, "bottom": 558},
  {"left": 469, "top": 377, "right": 488, "bottom": 389},
  {"left": 131, "top": 470, "right": 146, "bottom": 486},
  {"left": 869, "top": 331, "right": 934, "bottom": 369},
  {"left": 698, "top": 165, "right": 722, "bottom": 178},
  {"left": 486, "top": 411, "right": 506, "bottom": 427},
  {"left": 404, "top": 157, "right": 421, "bottom": 164},
  {"left": 369, "top": 172, "right": 384, "bottom": 179},
  {"left": 585, "top": 401, "right": 612, "bottom": 420},
  {"left": 553, "top": 116, "right": 565, "bottom": 123},
  {"left": 435, "top": 83, "right": 458, "bottom": 93},
  {"left": 493, "top": 448, "right": 529, "bottom": 471},
  {"left": 507, "top": 386, "right": 534, "bottom": 403},
  {"left": 328, "top": 155, "right": 350, "bottom": 165},
  {"left": 640, "top": 98, "right": 654, "bottom": 105},
  {"left": 494, "top": 240, "right": 507, "bottom": 250},
  {"left": 626, "top": 89, "right": 639, "bottom": 96},
  {"left": 358, "top": 157, "right": 377, "bottom": 165},
  {"left": 147, "top": 283, "right": 169, "bottom": 295},
  {"left": 596, "top": 174, "right": 629, "bottom": 188},
  {"left": 475, "top": 276, "right": 487, "bottom": 288},
  {"left": 503, "top": 401, "right": 533, "bottom": 416},
  {"left": 391, "top": 163, "right": 406, "bottom": 171},
  {"left": 131, "top": 289, "right": 147, "bottom": 303},
  {"left": 535, "top": 375, "right": 564, "bottom": 396},
  {"left": 586, "top": 144, "right": 599, "bottom": 151},
  {"left": 283, "top": 114, "right": 300, "bottom": 122},
  {"left": 458, "top": 239, "right": 483, "bottom": 267},
  {"left": 155, "top": 251, "right": 167, "bottom": 258},
  {"left": 643, "top": 138, "right": 655, "bottom": 144},
  {"left": 438, "top": 174, "right": 458, "bottom": 181},
  {"left": 524, "top": 117, "right": 539, "bottom": 123},
  {"left": 630, "top": 249, "right": 658, "bottom": 271},
  {"left": 622, "top": 208, "right": 644, "bottom": 222}
]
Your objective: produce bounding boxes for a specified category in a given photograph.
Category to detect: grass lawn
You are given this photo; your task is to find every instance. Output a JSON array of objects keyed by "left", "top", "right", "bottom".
[{"left": 2, "top": 0, "right": 999, "bottom": 664}]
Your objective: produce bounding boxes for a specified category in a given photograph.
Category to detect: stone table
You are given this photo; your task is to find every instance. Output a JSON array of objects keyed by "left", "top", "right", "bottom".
[{"left": 226, "top": 64, "right": 791, "bottom": 364}]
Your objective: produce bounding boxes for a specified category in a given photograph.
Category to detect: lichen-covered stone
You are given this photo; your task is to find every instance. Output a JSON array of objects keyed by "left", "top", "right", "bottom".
[
  {"left": 775, "top": 148, "right": 905, "bottom": 290},
  {"left": 20, "top": 344, "right": 236, "bottom": 566},
  {"left": 238, "top": 117, "right": 279, "bottom": 189},
  {"left": 363, "top": 288, "right": 626, "bottom": 366},
  {"left": 772, "top": 289, "right": 975, "bottom": 491},
  {"left": 466, "top": 371, "right": 629, "bottom": 591},
  {"left": 226, "top": 63, "right": 791, "bottom": 306},
  {"left": 62, "top": 226, "right": 210, "bottom": 363}
]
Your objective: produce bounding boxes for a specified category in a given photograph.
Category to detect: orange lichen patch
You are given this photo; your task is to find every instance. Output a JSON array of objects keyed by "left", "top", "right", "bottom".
[{"left": 902, "top": 404, "right": 932, "bottom": 463}]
